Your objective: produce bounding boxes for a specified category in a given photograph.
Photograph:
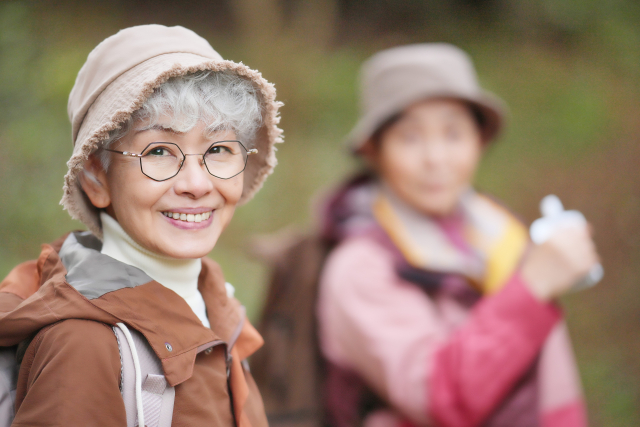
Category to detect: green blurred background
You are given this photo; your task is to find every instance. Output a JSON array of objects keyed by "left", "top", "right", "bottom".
[{"left": 0, "top": 0, "right": 638, "bottom": 424}]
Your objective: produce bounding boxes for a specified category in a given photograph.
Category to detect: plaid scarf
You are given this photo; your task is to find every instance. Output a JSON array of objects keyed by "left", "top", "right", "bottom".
[{"left": 322, "top": 174, "right": 529, "bottom": 295}]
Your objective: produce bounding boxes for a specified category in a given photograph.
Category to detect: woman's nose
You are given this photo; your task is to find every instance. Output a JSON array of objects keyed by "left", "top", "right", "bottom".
[
  {"left": 173, "top": 155, "right": 214, "bottom": 198},
  {"left": 421, "top": 140, "right": 448, "bottom": 165}
]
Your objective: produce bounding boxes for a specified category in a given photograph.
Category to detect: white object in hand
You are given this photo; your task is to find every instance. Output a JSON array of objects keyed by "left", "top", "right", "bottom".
[{"left": 530, "top": 195, "right": 603, "bottom": 291}]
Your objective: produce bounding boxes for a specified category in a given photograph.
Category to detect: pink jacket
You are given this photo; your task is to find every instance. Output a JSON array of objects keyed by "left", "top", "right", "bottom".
[{"left": 317, "top": 233, "right": 586, "bottom": 427}]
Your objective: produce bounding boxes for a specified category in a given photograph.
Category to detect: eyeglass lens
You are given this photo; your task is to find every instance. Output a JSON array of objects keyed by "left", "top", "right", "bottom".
[{"left": 140, "top": 141, "right": 248, "bottom": 181}]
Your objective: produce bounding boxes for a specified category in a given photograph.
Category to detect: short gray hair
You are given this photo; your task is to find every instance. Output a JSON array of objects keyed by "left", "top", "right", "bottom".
[{"left": 97, "top": 70, "right": 262, "bottom": 170}]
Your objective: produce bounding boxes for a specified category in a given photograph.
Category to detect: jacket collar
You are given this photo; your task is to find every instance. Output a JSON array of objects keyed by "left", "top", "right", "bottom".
[{"left": 0, "top": 232, "right": 242, "bottom": 386}]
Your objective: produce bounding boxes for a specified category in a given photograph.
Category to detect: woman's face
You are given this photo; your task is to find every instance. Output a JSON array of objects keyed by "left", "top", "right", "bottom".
[
  {"left": 369, "top": 99, "right": 483, "bottom": 217},
  {"left": 82, "top": 120, "right": 244, "bottom": 259}
]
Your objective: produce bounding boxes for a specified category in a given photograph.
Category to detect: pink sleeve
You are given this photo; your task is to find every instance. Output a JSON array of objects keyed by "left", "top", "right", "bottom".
[
  {"left": 538, "top": 322, "right": 587, "bottom": 427},
  {"left": 318, "top": 237, "right": 450, "bottom": 425},
  {"left": 542, "top": 401, "right": 587, "bottom": 427},
  {"left": 430, "top": 274, "right": 562, "bottom": 427}
]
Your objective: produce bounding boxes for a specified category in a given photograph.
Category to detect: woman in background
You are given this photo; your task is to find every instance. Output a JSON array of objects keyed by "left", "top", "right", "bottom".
[{"left": 317, "top": 44, "right": 598, "bottom": 427}]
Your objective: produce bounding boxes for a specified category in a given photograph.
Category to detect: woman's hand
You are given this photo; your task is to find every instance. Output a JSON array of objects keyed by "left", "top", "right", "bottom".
[{"left": 521, "top": 225, "right": 600, "bottom": 301}]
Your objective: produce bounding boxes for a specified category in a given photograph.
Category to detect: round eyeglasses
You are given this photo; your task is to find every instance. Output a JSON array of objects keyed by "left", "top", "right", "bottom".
[{"left": 104, "top": 140, "right": 257, "bottom": 181}]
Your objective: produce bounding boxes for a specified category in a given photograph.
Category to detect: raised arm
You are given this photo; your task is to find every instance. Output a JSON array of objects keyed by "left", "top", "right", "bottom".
[{"left": 317, "top": 236, "right": 569, "bottom": 427}]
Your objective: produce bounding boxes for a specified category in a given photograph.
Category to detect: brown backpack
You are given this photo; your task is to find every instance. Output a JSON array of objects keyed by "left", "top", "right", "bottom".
[{"left": 250, "top": 234, "right": 332, "bottom": 427}]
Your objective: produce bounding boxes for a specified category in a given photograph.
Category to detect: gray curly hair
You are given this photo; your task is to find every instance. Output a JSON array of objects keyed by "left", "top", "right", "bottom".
[{"left": 96, "top": 70, "right": 262, "bottom": 170}]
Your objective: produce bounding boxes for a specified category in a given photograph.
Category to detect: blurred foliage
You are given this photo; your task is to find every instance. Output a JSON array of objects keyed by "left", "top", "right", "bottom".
[{"left": 0, "top": 0, "right": 639, "bottom": 425}]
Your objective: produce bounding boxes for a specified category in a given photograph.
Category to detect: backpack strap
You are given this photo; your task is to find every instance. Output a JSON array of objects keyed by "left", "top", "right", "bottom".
[
  {"left": 113, "top": 307, "right": 246, "bottom": 427},
  {"left": 0, "top": 347, "right": 18, "bottom": 427},
  {"left": 251, "top": 235, "right": 331, "bottom": 427},
  {"left": 113, "top": 324, "right": 175, "bottom": 427}
]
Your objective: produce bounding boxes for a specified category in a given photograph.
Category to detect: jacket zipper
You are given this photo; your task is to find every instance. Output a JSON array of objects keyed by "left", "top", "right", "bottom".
[{"left": 196, "top": 314, "right": 245, "bottom": 427}]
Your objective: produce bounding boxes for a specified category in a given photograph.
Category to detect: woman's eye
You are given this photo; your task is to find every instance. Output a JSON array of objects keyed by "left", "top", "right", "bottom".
[
  {"left": 446, "top": 130, "right": 460, "bottom": 140},
  {"left": 148, "top": 147, "right": 172, "bottom": 156},
  {"left": 445, "top": 126, "right": 468, "bottom": 142},
  {"left": 400, "top": 130, "right": 421, "bottom": 143},
  {"left": 209, "top": 145, "right": 232, "bottom": 155}
]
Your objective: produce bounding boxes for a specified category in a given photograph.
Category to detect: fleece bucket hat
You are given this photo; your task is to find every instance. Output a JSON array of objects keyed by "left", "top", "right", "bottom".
[
  {"left": 62, "top": 24, "right": 283, "bottom": 238},
  {"left": 347, "top": 43, "right": 506, "bottom": 152}
]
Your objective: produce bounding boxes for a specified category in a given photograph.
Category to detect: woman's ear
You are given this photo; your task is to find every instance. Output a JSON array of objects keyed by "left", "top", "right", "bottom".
[
  {"left": 358, "top": 138, "right": 381, "bottom": 171},
  {"left": 79, "top": 154, "right": 111, "bottom": 209}
]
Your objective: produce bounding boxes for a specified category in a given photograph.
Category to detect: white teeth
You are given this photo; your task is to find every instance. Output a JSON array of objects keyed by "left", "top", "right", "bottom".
[{"left": 163, "top": 211, "right": 212, "bottom": 222}]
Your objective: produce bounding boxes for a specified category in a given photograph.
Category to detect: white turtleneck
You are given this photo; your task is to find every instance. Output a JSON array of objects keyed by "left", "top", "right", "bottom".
[{"left": 100, "top": 212, "right": 210, "bottom": 328}]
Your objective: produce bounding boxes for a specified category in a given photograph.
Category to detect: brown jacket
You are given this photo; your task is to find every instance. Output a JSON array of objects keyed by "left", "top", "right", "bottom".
[{"left": 0, "top": 232, "right": 268, "bottom": 427}]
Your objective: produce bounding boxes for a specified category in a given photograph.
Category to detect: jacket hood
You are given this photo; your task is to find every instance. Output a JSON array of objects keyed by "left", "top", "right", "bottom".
[{"left": 0, "top": 232, "right": 261, "bottom": 387}]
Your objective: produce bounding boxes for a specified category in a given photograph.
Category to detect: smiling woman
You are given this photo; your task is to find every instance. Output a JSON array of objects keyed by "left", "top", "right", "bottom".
[
  {"left": 82, "top": 122, "right": 249, "bottom": 260},
  {"left": 0, "top": 24, "right": 282, "bottom": 427}
]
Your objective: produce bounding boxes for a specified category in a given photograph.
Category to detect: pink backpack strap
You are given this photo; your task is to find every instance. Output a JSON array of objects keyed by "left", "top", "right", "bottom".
[
  {"left": 113, "top": 324, "right": 175, "bottom": 427},
  {"left": 0, "top": 347, "right": 18, "bottom": 427},
  {"left": 113, "top": 310, "right": 246, "bottom": 427}
]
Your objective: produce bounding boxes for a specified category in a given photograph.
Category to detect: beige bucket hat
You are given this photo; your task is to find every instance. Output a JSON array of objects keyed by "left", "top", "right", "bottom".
[
  {"left": 348, "top": 43, "right": 506, "bottom": 152},
  {"left": 62, "top": 24, "right": 283, "bottom": 238}
]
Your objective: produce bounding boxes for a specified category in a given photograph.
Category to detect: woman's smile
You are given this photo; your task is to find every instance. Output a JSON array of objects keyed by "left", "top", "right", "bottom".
[{"left": 161, "top": 208, "right": 215, "bottom": 230}]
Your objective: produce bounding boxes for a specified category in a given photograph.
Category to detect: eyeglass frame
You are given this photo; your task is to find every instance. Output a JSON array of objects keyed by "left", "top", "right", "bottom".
[{"left": 103, "top": 140, "right": 258, "bottom": 182}]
